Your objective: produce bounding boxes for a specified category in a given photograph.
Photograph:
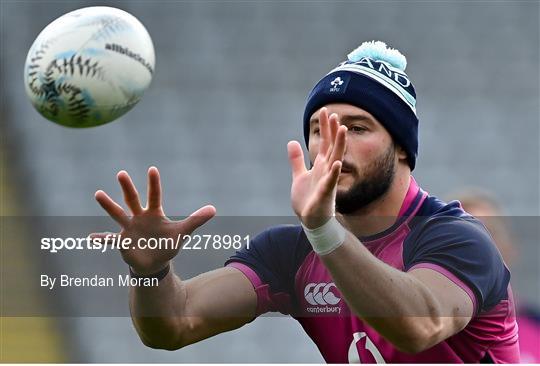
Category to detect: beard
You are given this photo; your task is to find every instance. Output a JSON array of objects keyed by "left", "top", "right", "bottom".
[{"left": 335, "top": 142, "right": 396, "bottom": 215}]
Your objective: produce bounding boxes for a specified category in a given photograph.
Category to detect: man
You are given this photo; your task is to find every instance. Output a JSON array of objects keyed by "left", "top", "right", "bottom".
[
  {"left": 455, "top": 189, "right": 539, "bottom": 363},
  {"left": 92, "top": 41, "right": 519, "bottom": 363}
]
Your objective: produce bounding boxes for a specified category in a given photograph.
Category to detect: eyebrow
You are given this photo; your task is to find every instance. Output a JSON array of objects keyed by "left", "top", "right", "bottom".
[
  {"left": 309, "top": 114, "right": 373, "bottom": 126},
  {"left": 340, "top": 115, "right": 373, "bottom": 125}
]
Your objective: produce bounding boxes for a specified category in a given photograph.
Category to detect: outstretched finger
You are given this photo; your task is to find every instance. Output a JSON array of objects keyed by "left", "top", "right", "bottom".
[
  {"left": 330, "top": 125, "right": 347, "bottom": 163},
  {"left": 325, "top": 114, "right": 340, "bottom": 160},
  {"left": 320, "top": 161, "right": 342, "bottom": 197},
  {"left": 329, "top": 113, "right": 339, "bottom": 141},
  {"left": 94, "top": 190, "right": 129, "bottom": 227},
  {"left": 147, "top": 166, "right": 162, "bottom": 211},
  {"left": 180, "top": 205, "right": 217, "bottom": 235},
  {"left": 287, "top": 140, "right": 307, "bottom": 179},
  {"left": 117, "top": 171, "right": 143, "bottom": 215},
  {"left": 319, "top": 108, "right": 330, "bottom": 156}
]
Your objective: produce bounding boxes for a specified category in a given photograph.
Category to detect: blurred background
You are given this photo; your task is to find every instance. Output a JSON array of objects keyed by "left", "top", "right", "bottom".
[{"left": 1, "top": 0, "right": 538, "bottom": 363}]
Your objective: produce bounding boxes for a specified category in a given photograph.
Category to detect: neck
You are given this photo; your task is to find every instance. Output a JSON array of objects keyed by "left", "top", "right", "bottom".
[{"left": 337, "top": 171, "right": 411, "bottom": 238}]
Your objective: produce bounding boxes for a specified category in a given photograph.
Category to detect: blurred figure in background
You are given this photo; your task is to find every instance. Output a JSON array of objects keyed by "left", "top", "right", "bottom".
[{"left": 454, "top": 189, "right": 540, "bottom": 363}]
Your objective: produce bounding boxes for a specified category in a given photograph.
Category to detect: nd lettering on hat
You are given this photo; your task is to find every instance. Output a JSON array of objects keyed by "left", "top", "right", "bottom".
[{"left": 303, "top": 41, "right": 419, "bottom": 170}]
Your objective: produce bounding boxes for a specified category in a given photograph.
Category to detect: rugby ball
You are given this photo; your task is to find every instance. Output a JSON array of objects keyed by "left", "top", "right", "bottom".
[{"left": 24, "top": 6, "right": 155, "bottom": 127}]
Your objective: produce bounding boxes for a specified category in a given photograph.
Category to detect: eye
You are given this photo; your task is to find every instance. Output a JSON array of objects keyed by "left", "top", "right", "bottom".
[
  {"left": 349, "top": 126, "right": 367, "bottom": 133},
  {"left": 313, "top": 128, "right": 320, "bottom": 135}
]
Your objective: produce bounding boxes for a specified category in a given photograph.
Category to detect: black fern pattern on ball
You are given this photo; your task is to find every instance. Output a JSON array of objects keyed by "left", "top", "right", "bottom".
[
  {"left": 27, "top": 40, "right": 53, "bottom": 87},
  {"left": 27, "top": 54, "right": 105, "bottom": 123},
  {"left": 47, "top": 55, "right": 105, "bottom": 79}
]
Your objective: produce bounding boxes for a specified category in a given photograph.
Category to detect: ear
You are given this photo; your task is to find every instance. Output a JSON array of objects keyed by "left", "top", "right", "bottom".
[{"left": 396, "top": 144, "right": 408, "bottom": 161}]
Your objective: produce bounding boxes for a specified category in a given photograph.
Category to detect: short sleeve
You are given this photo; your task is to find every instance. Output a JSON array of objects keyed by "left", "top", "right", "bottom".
[
  {"left": 403, "top": 216, "right": 510, "bottom": 313},
  {"left": 224, "top": 225, "right": 310, "bottom": 316}
]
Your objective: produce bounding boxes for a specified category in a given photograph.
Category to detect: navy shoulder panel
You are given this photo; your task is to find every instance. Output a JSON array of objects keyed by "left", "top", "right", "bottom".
[
  {"left": 412, "top": 195, "right": 462, "bottom": 222},
  {"left": 225, "top": 225, "right": 312, "bottom": 298},
  {"left": 404, "top": 196, "right": 510, "bottom": 312}
]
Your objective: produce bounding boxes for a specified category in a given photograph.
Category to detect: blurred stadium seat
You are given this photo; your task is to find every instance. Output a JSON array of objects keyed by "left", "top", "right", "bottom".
[{"left": 0, "top": 1, "right": 538, "bottom": 362}]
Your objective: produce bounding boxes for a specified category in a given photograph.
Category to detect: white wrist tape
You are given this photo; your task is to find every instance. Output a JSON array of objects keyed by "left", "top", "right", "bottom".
[{"left": 302, "top": 217, "right": 347, "bottom": 256}]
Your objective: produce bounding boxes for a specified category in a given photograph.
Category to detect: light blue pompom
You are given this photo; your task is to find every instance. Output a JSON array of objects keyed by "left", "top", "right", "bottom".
[{"left": 347, "top": 41, "right": 407, "bottom": 71}]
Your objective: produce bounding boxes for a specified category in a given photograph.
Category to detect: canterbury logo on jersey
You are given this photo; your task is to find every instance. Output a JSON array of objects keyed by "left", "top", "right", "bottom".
[
  {"left": 304, "top": 282, "right": 342, "bottom": 314},
  {"left": 304, "top": 282, "right": 341, "bottom": 305}
]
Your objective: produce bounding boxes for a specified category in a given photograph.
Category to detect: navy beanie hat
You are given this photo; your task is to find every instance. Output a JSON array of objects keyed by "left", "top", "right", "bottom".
[{"left": 303, "top": 41, "right": 419, "bottom": 170}]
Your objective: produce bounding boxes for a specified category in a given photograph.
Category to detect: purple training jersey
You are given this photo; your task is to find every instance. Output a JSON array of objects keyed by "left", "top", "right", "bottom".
[{"left": 225, "top": 178, "right": 520, "bottom": 363}]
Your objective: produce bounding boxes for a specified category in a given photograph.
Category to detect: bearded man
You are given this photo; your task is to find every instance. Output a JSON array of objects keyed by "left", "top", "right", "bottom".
[{"left": 93, "top": 41, "right": 519, "bottom": 363}]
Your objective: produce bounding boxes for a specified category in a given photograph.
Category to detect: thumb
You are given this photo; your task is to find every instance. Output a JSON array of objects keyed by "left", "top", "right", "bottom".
[{"left": 180, "top": 205, "right": 217, "bottom": 234}]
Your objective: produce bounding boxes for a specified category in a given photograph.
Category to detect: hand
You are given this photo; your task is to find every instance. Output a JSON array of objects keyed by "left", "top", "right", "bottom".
[
  {"left": 90, "top": 167, "right": 216, "bottom": 275},
  {"left": 287, "top": 108, "right": 347, "bottom": 229}
]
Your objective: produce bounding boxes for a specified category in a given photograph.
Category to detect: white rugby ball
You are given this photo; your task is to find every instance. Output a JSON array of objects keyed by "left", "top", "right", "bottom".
[{"left": 24, "top": 6, "right": 155, "bottom": 127}]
